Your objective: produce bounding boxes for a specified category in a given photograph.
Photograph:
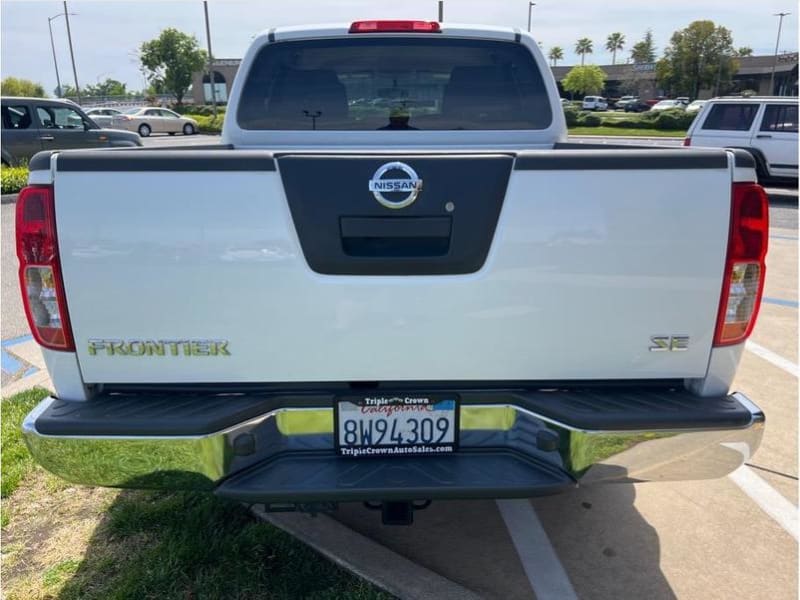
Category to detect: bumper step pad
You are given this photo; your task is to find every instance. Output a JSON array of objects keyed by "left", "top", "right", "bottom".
[{"left": 215, "top": 451, "right": 574, "bottom": 503}]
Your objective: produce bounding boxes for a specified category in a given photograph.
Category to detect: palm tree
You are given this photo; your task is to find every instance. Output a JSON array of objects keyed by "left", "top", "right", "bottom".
[
  {"left": 548, "top": 46, "right": 564, "bottom": 66},
  {"left": 575, "top": 38, "right": 593, "bottom": 66},
  {"left": 605, "top": 32, "right": 625, "bottom": 65}
]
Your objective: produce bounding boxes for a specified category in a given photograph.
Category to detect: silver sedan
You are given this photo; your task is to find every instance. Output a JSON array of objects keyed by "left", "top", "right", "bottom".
[
  {"left": 85, "top": 107, "right": 124, "bottom": 128},
  {"left": 112, "top": 107, "right": 198, "bottom": 137}
]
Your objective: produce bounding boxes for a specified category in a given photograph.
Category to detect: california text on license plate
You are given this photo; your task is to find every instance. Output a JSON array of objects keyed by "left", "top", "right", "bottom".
[{"left": 335, "top": 395, "right": 459, "bottom": 457}]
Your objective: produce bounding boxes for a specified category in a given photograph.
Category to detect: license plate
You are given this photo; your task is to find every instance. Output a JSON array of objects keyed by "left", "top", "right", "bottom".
[{"left": 335, "top": 395, "right": 459, "bottom": 457}]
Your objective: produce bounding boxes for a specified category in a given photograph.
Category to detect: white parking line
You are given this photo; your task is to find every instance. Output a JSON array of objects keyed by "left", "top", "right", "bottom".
[
  {"left": 729, "top": 466, "right": 799, "bottom": 541},
  {"left": 745, "top": 340, "right": 799, "bottom": 378},
  {"left": 496, "top": 499, "right": 578, "bottom": 600}
]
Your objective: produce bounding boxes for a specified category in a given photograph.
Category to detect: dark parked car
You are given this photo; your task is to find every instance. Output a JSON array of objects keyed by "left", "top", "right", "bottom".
[
  {"left": 1, "top": 97, "right": 141, "bottom": 166},
  {"left": 623, "top": 98, "right": 650, "bottom": 113}
]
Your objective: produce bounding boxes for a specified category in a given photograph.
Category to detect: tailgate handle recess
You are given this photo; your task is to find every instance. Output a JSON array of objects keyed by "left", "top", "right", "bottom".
[{"left": 340, "top": 216, "right": 452, "bottom": 258}]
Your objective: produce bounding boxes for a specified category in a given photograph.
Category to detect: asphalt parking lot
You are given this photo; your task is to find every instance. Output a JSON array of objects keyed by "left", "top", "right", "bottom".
[{"left": 0, "top": 145, "right": 797, "bottom": 599}]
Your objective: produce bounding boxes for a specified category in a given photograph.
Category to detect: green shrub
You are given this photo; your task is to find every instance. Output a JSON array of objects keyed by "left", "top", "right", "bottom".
[
  {"left": 189, "top": 114, "right": 224, "bottom": 133},
  {"left": 577, "top": 112, "right": 602, "bottom": 127},
  {"left": 563, "top": 107, "right": 580, "bottom": 126},
  {"left": 1, "top": 166, "right": 28, "bottom": 194},
  {"left": 651, "top": 108, "right": 694, "bottom": 131},
  {"left": 639, "top": 109, "right": 658, "bottom": 122},
  {"left": 172, "top": 104, "right": 227, "bottom": 116}
]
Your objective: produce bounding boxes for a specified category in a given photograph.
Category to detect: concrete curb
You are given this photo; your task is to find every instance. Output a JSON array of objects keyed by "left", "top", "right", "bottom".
[
  {"left": 253, "top": 508, "right": 482, "bottom": 600},
  {"left": 2, "top": 193, "right": 19, "bottom": 204}
]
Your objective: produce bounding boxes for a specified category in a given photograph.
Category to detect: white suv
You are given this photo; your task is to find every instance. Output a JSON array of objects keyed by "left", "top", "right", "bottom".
[
  {"left": 685, "top": 97, "right": 798, "bottom": 182},
  {"left": 581, "top": 96, "right": 608, "bottom": 111}
]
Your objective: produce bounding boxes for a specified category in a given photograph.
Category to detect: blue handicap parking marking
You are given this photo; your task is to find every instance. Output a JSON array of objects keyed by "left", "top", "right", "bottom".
[{"left": 763, "top": 297, "right": 799, "bottom": 309}]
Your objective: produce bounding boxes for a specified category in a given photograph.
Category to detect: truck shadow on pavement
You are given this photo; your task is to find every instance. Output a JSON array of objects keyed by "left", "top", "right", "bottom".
[
  {"left": 334, "top": 475, "right": 677, "bottom": 600},
  {"left": 533, "top": 478, "right": 678, "bottom": 600}
]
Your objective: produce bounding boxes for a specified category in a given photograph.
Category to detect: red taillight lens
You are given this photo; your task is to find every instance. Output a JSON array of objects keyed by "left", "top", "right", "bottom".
[
  {"left": 16, "top": 185, "right": 74, "bottom": 351},
  {"left": 349, "top": 20, "right": 441, "bottom": 33},
  {"left": 713, "top": 182, "right": 769, "bottom": 346},
  {"left": 683, "top": 137, "right": 692, "bottom": 147}
]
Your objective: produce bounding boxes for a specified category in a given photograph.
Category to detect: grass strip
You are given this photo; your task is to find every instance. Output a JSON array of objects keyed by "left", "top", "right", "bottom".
[
  {"left": 1, "top": 387, "right": 49, "bottom": 498},
  {"left": 568, "top": 126, "right": 685, "bottom": 137}
]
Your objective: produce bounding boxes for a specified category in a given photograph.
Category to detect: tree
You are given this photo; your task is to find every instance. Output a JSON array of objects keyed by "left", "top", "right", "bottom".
[
  {"left": 548, "top": 46, "right": 564, "bottom": 66},
  {"left": 736, "top": 46, "right": 753, "bottom": 57},
  {"left": 58, "top": 84, "right": 77, "bottom": 97},
  {"left": 562, "top": 65, "right": 607, "bottom": 96},
  {"left": 139, "top": 28, "right": 206, "bottom": 105},
  {"left": 575, "top": 38, "right": 593, "bottom": 66},
  {"left": 630, "top": 29, "right": 656, "bottom": 63},
  {"left": 656, "top": 20, "right": 737, "bottom": 98},
  {"left": 2, "top": 77, "right": 46, "bottom": 98},
  {"left": 605, "top": 33, "right": 626, "bottom": 65},
  {"left": 84, "top": 78, "right": 129, "bottom": 98}
]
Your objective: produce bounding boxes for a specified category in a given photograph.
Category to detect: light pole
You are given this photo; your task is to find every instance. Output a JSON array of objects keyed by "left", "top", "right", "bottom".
[
  {"left": 203, "top": 1, "right": 217, "bottom": 115},
  {"left": 770, "top": 12, "right": 791, "bottom": 95},
  {"left": 47, "top": 16, "right": 63, "bottom": 97},
  {"left": 527, "top": 2, "right": 536, "bottom": 32},
  {"left": 63, "top": 2, "right": 81, "bottom": 104},
  {"left": 438, "top": 1, "right": 444, "bottom": 21},
  {"left": 47, "top": 11, "right": 76, "bottom": 97}
]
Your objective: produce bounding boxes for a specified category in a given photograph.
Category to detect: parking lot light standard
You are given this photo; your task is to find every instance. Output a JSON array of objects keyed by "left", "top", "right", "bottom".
[
  {"left": 770, "top": 12, "right": 791, "bottom": 94},
  {"left": 47, "top": 15, "right": 63, "bottom": 98},
  {"left": 63, "top": 2, "right": 81, "bottom": 104},
  {"left": 203, "top": 1, "right": 217, "bottom": 117},
  {"left": 527, "top": 2, "right": 536, "bottom": 32}
]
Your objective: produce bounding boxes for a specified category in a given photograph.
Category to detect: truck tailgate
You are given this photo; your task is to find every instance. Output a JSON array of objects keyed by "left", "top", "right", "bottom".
[{"left": 52, "top": 149, "right": 733, "bottom": 384}]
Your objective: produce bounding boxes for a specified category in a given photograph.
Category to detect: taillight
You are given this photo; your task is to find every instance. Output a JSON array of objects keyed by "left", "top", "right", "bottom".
[
  {"left": 349, "top": 20, "right": 441, "bottom": 33},
  {"left": 683, "top": 137, "right": 692, "bottom": 146},
  {"left": 16, "top": 185, "right": 74, "bottom": 351},
  {"left": 713, "top": 182, "right": 769, "bottom": 346}
]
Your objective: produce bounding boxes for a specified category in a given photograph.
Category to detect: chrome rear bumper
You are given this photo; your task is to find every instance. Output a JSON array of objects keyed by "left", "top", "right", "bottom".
[{"left": 22, "top": 390, "right": 764, "bottom": 499}]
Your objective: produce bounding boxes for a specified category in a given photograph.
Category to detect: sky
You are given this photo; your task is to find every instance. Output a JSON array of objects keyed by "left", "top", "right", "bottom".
[{"left": 2, "top": 0, "right": 798, "bottom": 96}]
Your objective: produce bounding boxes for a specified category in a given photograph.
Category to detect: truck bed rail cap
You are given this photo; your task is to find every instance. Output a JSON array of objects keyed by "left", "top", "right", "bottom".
[
  {"left": 515, "top": 149, "right": 729, "bottom": 170},
  {"left": 54, "top": 149, "right": 276, "bottom": 172}
]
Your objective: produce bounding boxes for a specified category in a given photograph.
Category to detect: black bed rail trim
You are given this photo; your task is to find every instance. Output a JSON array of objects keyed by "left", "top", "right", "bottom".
[
  {"left": 516, "top": 148, "right": 728, "bottom": 170},
  {"left": 554, "top": 142, "right": 756, "bottom": 169},
  {"left": 101, "top": 378, "right": 683, "bottom": 395},
  {"left": 28, "top": 151, "right": 56, "bottom": 171},
  {"left": 35, "top": 383, "right": 752, "bottom": 436},
  {"left": 54, "top": 149, "right": 276, "bottom": 171}
]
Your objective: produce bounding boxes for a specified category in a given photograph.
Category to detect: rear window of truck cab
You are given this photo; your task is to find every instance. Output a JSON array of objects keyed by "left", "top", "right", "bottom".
[{"left": 237, "top": 38, "right": 552, "bottom": 131}]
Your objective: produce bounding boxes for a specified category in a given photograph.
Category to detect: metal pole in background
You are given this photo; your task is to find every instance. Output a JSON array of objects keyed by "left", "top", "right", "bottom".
[
  {"left": 527, "top": 2, "right": 535, "bottom": 32},
  {"left": 769, "top": 12, "right": 790, "bottom": 95},
  {"left": 438, "top": 1, "right": 443, "bottom": 21},
  {"left": 47, "top": 16, "right": 63, "bottom": 97},
  {"left": 63, "top": 1, "right": 81, "bottom": 103},
  {"left": 204, "top": 1, "right": 218, "bottom": 116}
]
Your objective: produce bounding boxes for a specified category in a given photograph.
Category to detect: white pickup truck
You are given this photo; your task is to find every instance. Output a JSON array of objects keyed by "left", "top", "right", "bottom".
[{"left": 20, "top": 21, "right": 768, "bottom": 525}]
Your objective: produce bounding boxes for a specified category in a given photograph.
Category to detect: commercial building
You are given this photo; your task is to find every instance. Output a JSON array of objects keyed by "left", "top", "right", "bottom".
[{"left": 191, "top": 59, "right": 242, "bottom": 105}]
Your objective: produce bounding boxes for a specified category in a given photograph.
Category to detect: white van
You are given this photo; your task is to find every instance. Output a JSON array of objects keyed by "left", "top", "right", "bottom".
[
  {"left": 685, "top": 97, "right": 798, "bottom": 181},
  {"left": 581, "top": 96, "right": 608, "bottom": 111}
]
